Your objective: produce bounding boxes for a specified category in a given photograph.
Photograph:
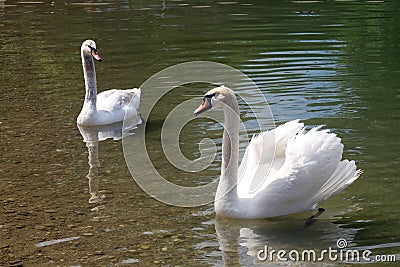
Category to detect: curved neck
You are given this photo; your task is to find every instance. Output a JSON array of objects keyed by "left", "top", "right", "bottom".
[
  {"left": 216, "top": 95, "right": 240, "bottom": 202},
  {"left": 82, "top": 51, "right": 97, "bottom": 108}
]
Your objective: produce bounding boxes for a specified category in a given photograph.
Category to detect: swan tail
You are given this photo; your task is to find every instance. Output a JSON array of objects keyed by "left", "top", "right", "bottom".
[
  {"left": 127, "top": 88, "right": 141, "bottom": 110},
  {"left": 127, "top": 87, "right": 141, "bottom": 97},
  {"left": 279, "top": 128, "right": 345, "bottom": 202},
  {"left": 313, "top": 160, "right": 361, "bottom": 203}
]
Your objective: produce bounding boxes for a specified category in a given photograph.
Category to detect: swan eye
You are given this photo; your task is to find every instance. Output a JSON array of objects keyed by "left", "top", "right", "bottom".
[
  {"left": 204, "top": 93, "right": 216, "bottom": 100},
  {"left": 200, "top": 93, "right": 216, "bottom": 106},
  {"left": 87, "top": 45, "right": 102, "bottom": 62}
]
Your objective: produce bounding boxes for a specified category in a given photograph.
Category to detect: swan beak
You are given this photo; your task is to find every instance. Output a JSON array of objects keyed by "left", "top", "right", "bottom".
[
  {"left": 91, "top": 49, "right": 103, "bottom": 62},
  {"left": 194, "top": 98, "right": 212, "bottom": 115}
]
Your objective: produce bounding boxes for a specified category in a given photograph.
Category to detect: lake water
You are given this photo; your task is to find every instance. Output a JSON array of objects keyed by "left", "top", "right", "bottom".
[{"left": 1, "top": 0, "right": 399, "bottom": 266}]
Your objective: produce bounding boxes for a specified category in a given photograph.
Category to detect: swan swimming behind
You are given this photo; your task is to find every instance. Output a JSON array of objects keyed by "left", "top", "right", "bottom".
[
  {"left": 77, "top": 40, "right": 141, "bottom": 126},
  {"left": 194, "top": 85, "right": 361, "bottom": 219}
]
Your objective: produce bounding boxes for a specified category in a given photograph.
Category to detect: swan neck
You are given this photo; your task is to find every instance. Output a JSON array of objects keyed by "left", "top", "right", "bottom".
[
  {"left": 217, "top": 94, "right": 240, "bottom": 202},
  {"left": 221, "top": 101, "right": 240, "bottom": 177},
  {"left": 82, "top": 51, "right": 97, "bottom": 108}
]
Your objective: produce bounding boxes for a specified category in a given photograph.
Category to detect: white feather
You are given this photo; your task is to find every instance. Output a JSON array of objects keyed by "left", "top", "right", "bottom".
[{"left": 206, "top": 86, "right": 361, "bottom": 219}]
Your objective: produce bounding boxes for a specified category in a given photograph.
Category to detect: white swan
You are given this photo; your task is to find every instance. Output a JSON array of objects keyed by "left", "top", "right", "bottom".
[
  {"left": 194, "top": 86, "right": 361, "bottom": 219},
  {"left": 77, "top": 40, "right": 141, "bottom": 126}
]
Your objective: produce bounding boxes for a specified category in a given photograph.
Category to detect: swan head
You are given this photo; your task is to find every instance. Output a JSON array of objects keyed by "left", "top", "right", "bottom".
[
  {"left": 194, "top": 85, "right": 235, "bottom": 115},
  {"left": 81, "top": 39, "right": 102, "bottom": 62}
]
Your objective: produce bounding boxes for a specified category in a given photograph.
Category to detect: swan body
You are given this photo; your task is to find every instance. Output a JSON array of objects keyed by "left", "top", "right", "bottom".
[
  {"left": 77, "top": 40, "right": 141, "bottom": 126},
  {"left": 194, "top": 86, "right": 361, "bottom": 219}
]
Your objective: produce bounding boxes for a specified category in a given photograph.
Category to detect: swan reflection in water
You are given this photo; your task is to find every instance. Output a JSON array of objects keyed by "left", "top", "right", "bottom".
[
  {"left": 213, "top": 213, "right": 357, "bottom": 266},
  {"left": 77, "top": 116, "right": 142, "bottom": 203}
]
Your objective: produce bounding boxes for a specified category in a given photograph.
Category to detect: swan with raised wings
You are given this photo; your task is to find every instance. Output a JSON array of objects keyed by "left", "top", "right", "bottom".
[
  {"left": 194, "top": 85, "right": 361, "bottom": 219},
  {"left": 77, "top": 40, "right": 140, "bottom": 126}
]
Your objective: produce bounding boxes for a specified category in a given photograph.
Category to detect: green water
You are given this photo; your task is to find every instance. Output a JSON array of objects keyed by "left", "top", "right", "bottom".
[{"left": 1, "top": 0, "right": 399, "bottom": 266}]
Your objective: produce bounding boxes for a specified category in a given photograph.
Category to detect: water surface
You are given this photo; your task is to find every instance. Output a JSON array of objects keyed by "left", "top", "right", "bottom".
[{"left": 1, "top": 0, "right": 399, "bottom": 266}]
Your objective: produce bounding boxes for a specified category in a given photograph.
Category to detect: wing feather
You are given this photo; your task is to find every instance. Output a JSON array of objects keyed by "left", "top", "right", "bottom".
[
  {"left": 97, "top": 88, "right": 141, "bottom": 112},
  {"left": 237, "top": 121, "right": 360, "bottom": 215},
  {"left": 237, "top": 120, "right": 303, "bottom": 197}
]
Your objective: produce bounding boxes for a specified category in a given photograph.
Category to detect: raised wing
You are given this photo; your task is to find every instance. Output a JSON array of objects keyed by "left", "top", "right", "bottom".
[
  {"left": 238, "top": 120, "right": 360, "bottom": 216},
  {"left": 237, "top": 120, "right": 303, "bottom": 198}
]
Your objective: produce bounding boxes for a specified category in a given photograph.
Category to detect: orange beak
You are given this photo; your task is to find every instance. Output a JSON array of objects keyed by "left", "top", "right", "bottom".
[
  {"left": 194, "top": 98, "right": 212, "bottom": 115},
  {"left": 91, "top": 48, "right": 102, "bottom": 62}
]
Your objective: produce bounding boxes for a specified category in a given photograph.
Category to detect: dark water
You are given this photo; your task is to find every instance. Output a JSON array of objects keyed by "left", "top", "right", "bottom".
[{"left": 1, "top": 0, "right": 399, "bottom": 266}]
